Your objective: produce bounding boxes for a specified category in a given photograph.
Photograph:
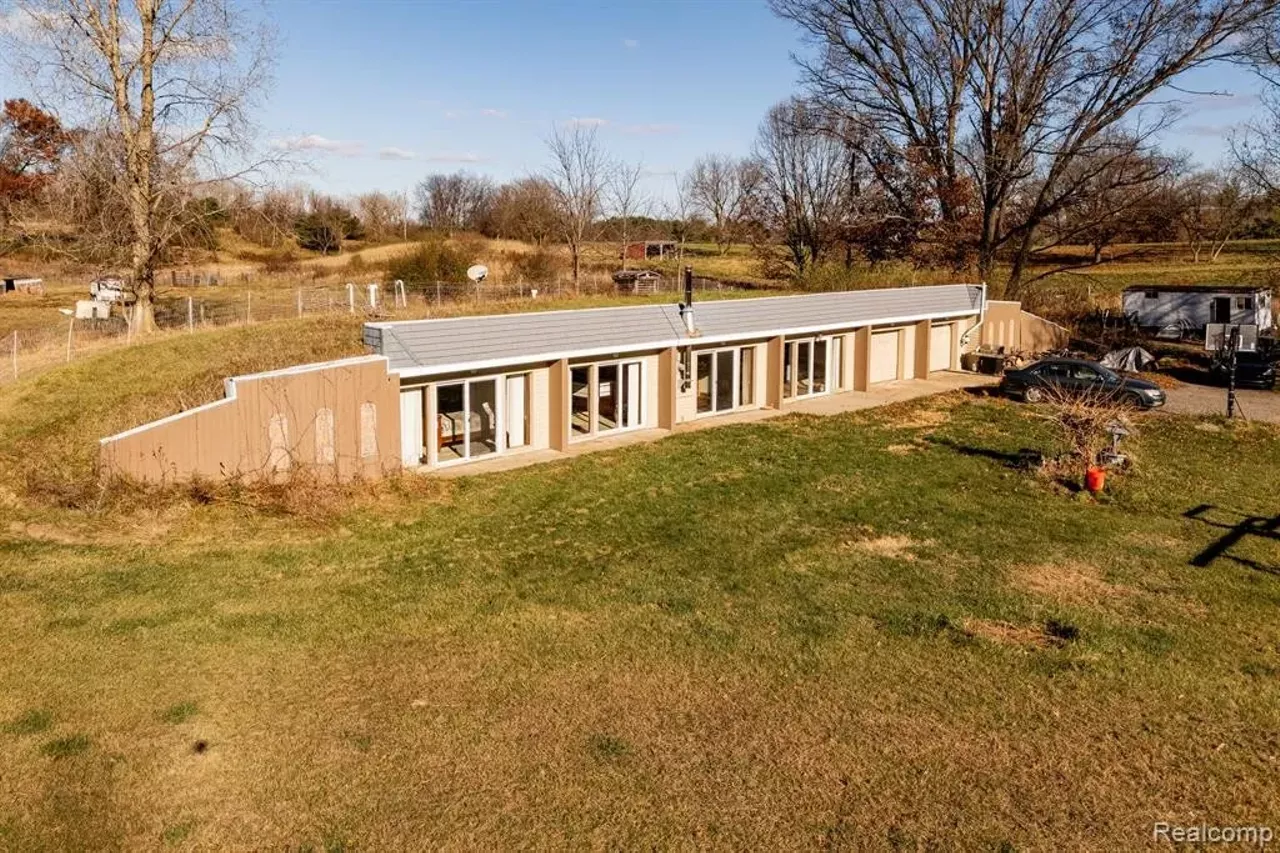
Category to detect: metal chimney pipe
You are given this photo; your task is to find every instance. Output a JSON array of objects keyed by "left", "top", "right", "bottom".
[{"left": 681, "top": 266, "right": 696, "bottom": 333}]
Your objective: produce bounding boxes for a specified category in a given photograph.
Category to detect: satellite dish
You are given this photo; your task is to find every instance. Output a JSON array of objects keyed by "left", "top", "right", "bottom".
[{"left": 467, "top": 264, "right": 489, "bottom": 283}]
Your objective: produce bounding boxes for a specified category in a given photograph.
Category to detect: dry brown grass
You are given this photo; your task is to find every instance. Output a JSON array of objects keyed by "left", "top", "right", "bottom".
[
  {"left": 961, "top": 617, "right": 1059, "bottom": 648},
  {"left": 1015, "top": 561, "right": 1137, "bottom": 606}
]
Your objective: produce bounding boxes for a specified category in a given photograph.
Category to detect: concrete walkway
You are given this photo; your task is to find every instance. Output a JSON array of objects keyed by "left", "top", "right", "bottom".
[{"left": 431, "top": 371, "right": 997, "bottom": 478}]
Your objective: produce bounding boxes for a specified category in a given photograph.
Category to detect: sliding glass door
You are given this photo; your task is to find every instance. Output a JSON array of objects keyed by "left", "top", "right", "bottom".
[
  {"left": 695, "top": 346, "right": 756, "bottom": 415},
  {"left": 784, "top": 337, "right": 835, "bottom": 399},
  {"left": 570, "top": 360, "right": 645, "bottom": 438},
  {"left": 436, "top": 378, "right": 499, "bottom": 464}
]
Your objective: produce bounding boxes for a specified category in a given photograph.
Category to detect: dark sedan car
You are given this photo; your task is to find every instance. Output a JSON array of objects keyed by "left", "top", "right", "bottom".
[
  {"left": 999, "top": 358, "right": 1167, "bottom": 408},
  {"left": 1209, "top": 351, "right": 1277, "bottom": 390}
]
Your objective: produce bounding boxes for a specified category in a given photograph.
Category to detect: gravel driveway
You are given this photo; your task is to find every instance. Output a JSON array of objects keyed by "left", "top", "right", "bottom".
[{"left": 1161, "top": 382, "right": 1280, "bottom": 423}]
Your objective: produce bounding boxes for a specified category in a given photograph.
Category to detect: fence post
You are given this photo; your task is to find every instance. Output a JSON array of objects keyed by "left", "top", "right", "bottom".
[
  {"left": 11, "top": 330, "right": 16, "bottom": 379},
  {"left": 297, "top": 288, "right": 303, "bottom": 318},
  {"left": 395, "top": 279, "right": 406, "bottom": 308},
  {"left": 367, "top": 283, "right": 378, "bottom": 310},
  {"left": 187, "top": 296, "right": 194, "bottom": 332},
  {"left": 347, "top": 283, "right": 355, "bottom": 313},
  {"left": 65, "top": 316, "right": 74, "bottom": 363},
  {"left": 200, "top": 303, "right": 206, "bottom": 325},
  {"left": 435, "top": 281, "right": 441, "bottom": 306}
]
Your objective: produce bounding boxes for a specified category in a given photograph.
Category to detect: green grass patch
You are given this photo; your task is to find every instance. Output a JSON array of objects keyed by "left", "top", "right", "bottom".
[
  {"left": 40, "top": 734, "right": 90, "bottom": 758},
  {"left": 3, "top": 709, "right": 52, "bottom": 736},
  {"left": 159, "top": 701, "right": 198, "bottom": 725}
]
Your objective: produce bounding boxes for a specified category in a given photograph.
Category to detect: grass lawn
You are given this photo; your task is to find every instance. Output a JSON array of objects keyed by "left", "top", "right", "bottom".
[{"left": 0, "top": 381, "right": 1278, "bottom": 848}]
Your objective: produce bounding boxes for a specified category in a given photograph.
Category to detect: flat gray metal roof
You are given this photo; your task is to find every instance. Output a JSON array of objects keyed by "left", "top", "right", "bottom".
[{"left": 364, "top": 283, "right": 985, "bottom": 377}]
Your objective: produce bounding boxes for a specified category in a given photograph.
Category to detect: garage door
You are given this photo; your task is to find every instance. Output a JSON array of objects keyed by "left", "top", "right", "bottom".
[
  {"left": 929, "top": 324, "right": 953, "bottom": 372},
  {"left": 870, "top": 330, "right": 900, "bottom": 383}
]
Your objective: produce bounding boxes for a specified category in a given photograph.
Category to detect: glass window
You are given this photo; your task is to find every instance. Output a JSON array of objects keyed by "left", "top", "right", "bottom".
[
  {"left": 468, "top": 380, "right": 498, "bottom": 457},
  {"left": 696, "top": 352, "right": 713, "bottom": 413},
  {"left": 437, "top": 383, "right": 466, "bottom": 462},
  {"left": 812, "top": 339, "right": 828, "bottom": 393},
  {"left": 739, "top": 348, "right": 755, "bottom": 406},
  {"left": 571, "top": 367, "right": 591, "bottom": 436},
  {"left": 597, "top": 364, "right": 619, "bottom": 431},
  {"left": 796, "top": 341, "right": 812, "bottom": 396},
  {"left": 715, "top": 350, "right": 734, "bottom": 411}
]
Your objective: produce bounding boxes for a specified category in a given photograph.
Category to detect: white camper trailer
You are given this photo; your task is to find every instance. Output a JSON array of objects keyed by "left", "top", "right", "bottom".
[{"left": 1122, "top": 285, "right": 1273, "bottom": 337}]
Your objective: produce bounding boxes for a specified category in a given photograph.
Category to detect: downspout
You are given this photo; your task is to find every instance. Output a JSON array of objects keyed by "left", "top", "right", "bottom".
[{"left": 959, "top": 281, "right": 987, "bottom": 350}]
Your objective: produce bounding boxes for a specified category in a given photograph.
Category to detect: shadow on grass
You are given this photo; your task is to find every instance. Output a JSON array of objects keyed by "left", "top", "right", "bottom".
[
  {"left": 1184, "top": 504, "right": 1279, "bottom": 575},
  {"left": 927, "top": 435, "right": 1044, "bottom": 470}
]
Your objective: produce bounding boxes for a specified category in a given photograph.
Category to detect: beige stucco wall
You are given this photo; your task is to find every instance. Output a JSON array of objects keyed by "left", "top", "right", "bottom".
[
  {"left": 100, "top": 356, "right": 401, "bottom": 483},
  {"left": 979, "top": 301, "right": 1068, "bottom": 352}
]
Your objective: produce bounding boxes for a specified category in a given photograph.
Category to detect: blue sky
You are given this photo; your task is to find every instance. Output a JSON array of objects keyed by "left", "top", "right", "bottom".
[
  {"left": 264, "top": 0, "right": 799, "bottom": 203},
  {"left": 2, "top": 0, "right": 1267, "bottom": 203}
]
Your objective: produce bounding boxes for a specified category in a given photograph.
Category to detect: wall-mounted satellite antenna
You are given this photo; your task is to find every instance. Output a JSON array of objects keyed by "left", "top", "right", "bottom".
[{"left": 467, "top": 264, "right": 489, "bottom": 283}]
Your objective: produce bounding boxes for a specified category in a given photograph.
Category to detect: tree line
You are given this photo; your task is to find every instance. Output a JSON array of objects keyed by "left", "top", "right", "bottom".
[{"left": 4, "top": 0, "right": 1280, "bottom": 331}]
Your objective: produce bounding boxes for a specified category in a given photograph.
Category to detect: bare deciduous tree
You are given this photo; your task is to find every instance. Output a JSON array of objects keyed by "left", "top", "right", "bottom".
[
  {"left": 356, "top": 190, "right": 406, "bottom": 243},
  {"left": 545, "top": 124, "right": 609, "bottom": 290},
  {"left": 685, "top": 154, "right": 756, "bottom": 255},
  {"left": 1174, "top": 169, "right": 1255, "bottom": 263},
  {"left": 607, "top": 159, "right": 649, "bottom": 270},
  {"left": 753, "top": 99, "right": 853, "bottom": 274},
  {"left": 9, "top": 0, "right": 274, "bottom": 331},
  {"left": 414, "top": 171, "right": 492, "bottom": 235},
  {"left": 485, "top": 177, "right": 559, "bottom": 246},
  {"left": 773, "top": 0, "right": 1279, "bottom": 298}
]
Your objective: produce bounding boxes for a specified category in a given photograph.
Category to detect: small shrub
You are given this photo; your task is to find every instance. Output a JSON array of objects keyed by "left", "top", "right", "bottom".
[
  {"left": 257, "top": 248, "right": 301, "bottom": 275},
  {"left": 509, "top": 248, "right": 562, "bottom": 284},
  {"left": 385, "top": 240, "right": 470, "bottom": 285},
  {"left": 346, "top": 253, "right": 366, "bottom": 274}
]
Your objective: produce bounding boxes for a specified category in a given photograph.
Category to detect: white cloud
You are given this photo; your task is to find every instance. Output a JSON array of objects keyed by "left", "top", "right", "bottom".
[
  {"left": 623, "top": 38, "right": 638, "bottom": 49},
  {"left": 425, "top": 152, "right": 485, "bottom": 163},
  {"left": 378, "top": 146, "right": 417, "bottom": 161},
  {"left": 271, "top": 134, "right": 364, "bottom": 156},
  {"left": 480, "top": 108, "right": 508, "bottom": 118},
  {"left": 1182, "top": 93, "right": 1260, "bottom": 113},
  {"left": 565, "top": 116, "right": 609, "bottom": 128},
  {"left": 443, "top": 109, "right": 461, "bottom": 120},
  {"left": 623, "top": 123, "right": 679, "bottom": 135}
]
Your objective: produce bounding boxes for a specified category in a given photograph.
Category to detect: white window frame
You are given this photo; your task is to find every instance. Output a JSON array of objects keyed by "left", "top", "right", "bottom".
[
  {"left": 693, "top": 345, "right": 756, "bottom": 417},
  {"left": 784, "top": 336, "right": 836, "bottom": 400},
  {"left": 433, "top": 374, "right": 507, "bottom": 468},
  {"left": 568, "top": 358, "right": 647, "bottom": 442}
]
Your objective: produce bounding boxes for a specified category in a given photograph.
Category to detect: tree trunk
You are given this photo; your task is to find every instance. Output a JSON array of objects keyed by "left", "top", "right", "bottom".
[
  {"left": 977, "top": 247, "right": 999, "bottom": 296},
  {"left": 571, "top": 245, "right": 581, "bottom": 295}
]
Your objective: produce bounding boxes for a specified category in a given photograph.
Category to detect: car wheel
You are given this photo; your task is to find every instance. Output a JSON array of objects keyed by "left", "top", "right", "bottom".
[
  {"left": 1125, "top": 392, "right": 1144, "bottom": 408},
  {"left": 1023, "top": 386, "right": 1044, "bottom": 403}
]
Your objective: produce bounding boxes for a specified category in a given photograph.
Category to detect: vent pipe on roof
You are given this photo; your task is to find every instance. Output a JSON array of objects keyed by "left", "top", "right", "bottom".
[{"left": 678, "top": 266, "right": 697, "bottom": 335}]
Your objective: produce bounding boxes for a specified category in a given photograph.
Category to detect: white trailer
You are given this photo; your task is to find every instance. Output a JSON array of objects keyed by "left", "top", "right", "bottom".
[{"left": 1122, "top": 286, "right": 1273, "bottom": 335}]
